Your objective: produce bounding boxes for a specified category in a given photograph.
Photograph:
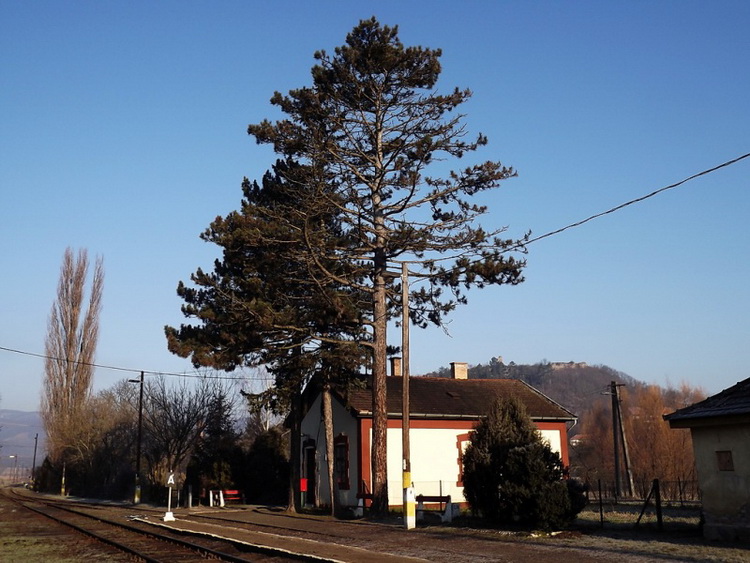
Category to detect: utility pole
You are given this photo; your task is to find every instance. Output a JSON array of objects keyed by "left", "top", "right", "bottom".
[
  {"left": 9, "top": 455, "right": 17, "bottom": 484},
  {"left": 31, "top": 433, "right": 38, "bottom": 486},
  {"left": 129, "top": 371, "right": 145, "bottom": 504},
  {"left": 401, "top": 262, "right": 415, "bottom": 530},
  {"left": 609, "top": 381, "right": 635, "bottom": 499},
  {"left": 610, "top": 381, "right": 621, "bottom": 499},
  {"left": 615, "top": 383, "right": 635, "bottom": 497}
]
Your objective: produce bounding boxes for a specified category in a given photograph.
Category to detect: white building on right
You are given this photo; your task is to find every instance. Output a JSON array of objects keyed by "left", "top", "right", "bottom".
[{"left": 664, "top": 377, "right": 750, "bottom": 541}]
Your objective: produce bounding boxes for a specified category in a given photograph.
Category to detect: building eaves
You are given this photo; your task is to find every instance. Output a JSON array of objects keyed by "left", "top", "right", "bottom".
[{"left": 664, "top": 377, "right": 750, "bottom": 427}]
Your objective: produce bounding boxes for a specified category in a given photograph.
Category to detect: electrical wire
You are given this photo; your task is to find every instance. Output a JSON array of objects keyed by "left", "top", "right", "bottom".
[
  {"left": 0, "top": 345, "right": 264, "bottom": 381},
  {"left": 2, "top": 152, "right": 748, "bottom": 382},
  {"left": 523, "top": 152, "right": 750, "bottom": 247}
]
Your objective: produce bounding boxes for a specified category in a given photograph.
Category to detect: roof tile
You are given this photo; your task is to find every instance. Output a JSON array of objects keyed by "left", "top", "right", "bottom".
[
  {"left": 665, "top": 377, "right": 750, "bottom": 423},
  {"left": 342, "top": 376, "right": 575, "bottom": 421}
]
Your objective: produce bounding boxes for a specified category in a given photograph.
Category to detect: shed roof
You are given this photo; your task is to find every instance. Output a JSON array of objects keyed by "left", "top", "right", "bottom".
[
  {"left": 664, "top": 377, "right": 750, "bottom": 428},
  {"left": 341, "top": 376, "right": 576, "bottom": 422}
]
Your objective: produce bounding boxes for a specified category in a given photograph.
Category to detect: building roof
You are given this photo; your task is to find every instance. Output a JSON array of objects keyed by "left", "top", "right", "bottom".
[
  {"left": 340, "top": 376, "right": 576, "bottom": 422},
  {"left": 664, "top": 377, "right": 750, "bottom": 428}
]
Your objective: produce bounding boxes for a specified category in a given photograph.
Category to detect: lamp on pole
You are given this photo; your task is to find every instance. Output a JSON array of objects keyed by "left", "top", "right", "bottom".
[
  {"left": 9, "top": 455, "right": 18, "bottom": 484},
  {"left": 128, "top": 371, "right": 144, "bottom": 504}
]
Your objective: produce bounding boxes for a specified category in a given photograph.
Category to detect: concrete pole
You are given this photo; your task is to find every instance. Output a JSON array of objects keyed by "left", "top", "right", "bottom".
[{"left": 401, "top": 263, "right": 415, "bottom": 530}]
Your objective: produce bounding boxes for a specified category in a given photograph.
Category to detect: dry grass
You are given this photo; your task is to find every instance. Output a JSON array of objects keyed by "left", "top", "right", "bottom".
[
  {"left": 0, "top": 492, "right": 131, "bottom": 562},
  {"left": 535, "top": 500, "right": 750, "bottom": 562},
  {"left": 431, "top": 500, "right": 750, "bottom": 562}
]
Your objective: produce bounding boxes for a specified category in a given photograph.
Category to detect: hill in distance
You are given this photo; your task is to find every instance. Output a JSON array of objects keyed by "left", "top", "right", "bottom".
[
  {"left": 425, "top": 357, "right": 640, "bottom": 418},
  {"left": 0, "top": 410, "right": 45, "bottom": 480}
]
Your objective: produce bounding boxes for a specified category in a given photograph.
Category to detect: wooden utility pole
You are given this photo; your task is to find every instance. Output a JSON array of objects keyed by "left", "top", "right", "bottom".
[
  {"left": 615, "top": 383, "right": 635, "bottom": 497},
  {"left": 610, "top": 381, "right": 621, "bottom": 499},
  {"left": 610, "top": 381, "right": 634, "bottom": 498}
]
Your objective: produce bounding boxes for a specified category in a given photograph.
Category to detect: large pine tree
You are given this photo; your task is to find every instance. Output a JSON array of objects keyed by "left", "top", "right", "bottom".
[
  {"left": 247, "top": 18, "right": 527, "bottom": 514},
  {"left": 166, "top": 160, "right": 367, "bottom": 511}
]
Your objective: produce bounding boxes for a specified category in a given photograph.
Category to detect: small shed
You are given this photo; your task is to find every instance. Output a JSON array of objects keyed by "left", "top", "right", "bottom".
[
  {"left": 300, "top": 362, "right": 576, "bottom": 509},
  {"left": 664, "top": 377, "right": 750, "bottom": 540}
]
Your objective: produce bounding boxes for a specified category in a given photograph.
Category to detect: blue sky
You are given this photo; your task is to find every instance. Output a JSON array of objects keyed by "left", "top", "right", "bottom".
[{"left": 1, "top": 1, "right": 749, "bottom": 414}]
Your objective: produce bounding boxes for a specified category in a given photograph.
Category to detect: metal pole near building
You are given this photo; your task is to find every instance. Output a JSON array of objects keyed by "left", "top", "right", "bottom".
[
  {"left": 401, "top": 262, "right": 415, "bottom": 530},
  {"left": 129, "top": 371, "right": 145, "bottom": 504},
  {"left": 31, "top": 433, "right": 38, "bottom": 486},
  {"left": 9, "top": 455, "right": 17, "bottom": 484}
]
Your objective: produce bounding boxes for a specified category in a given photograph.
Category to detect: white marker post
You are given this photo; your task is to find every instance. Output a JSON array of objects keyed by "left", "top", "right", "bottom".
[{"left": 164, "top": 472, "right": 176, "bottom": 521}]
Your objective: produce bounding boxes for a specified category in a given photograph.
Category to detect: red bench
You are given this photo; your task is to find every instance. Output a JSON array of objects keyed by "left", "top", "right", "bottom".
[{"left": 222, "top": 489, "right": 243, "bottom": 503}]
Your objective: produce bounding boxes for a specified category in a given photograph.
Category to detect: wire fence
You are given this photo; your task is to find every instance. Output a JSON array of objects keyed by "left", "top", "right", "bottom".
[{"left": 586, "top": 478, "right": 700, "bottom": 505}]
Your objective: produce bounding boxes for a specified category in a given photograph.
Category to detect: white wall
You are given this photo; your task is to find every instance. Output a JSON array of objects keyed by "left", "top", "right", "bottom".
[
  {"left": 383, "top": 426, "right": 466, "bottom": 505},
  {"left": 302, "top": 397, "right": 567, "bottom": 509},
  {"left": 300, "top": 393, "right": 359, "bottom": 507},
  {"left": 381, "top": 425, "right": 566, "bottom": 507}
]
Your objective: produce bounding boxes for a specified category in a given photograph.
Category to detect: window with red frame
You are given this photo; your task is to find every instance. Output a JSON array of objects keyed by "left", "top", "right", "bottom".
[{"left": 334, "top": 434, "right": 350, "bottom": 490}]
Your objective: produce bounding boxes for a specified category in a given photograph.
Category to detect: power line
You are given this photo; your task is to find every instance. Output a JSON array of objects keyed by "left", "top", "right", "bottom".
[
  {"left": 524, "top": 152, "right": 750, "bottom": 247},
  {"left": 3, "top": 153, "right": 747, "bottom": 382},
  {"left": 0, "top": 345, "right": 260, "bottom": 382}
]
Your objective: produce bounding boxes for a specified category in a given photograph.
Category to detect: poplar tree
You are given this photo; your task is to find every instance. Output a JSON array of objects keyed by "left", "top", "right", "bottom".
[
  {"left": 42, "top": 248, "right": 104, "bottom": 466},
  {"left": 247, "top": 18, "right": 527, "bottom": 514}
]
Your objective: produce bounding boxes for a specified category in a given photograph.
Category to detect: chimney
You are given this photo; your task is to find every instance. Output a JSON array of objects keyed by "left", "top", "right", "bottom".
[
  {"left": 390, "top": 357, "right": 402, "bottom": 377},
  {"left": 450, "top": 362, "right": 468, "bottom": 380}
]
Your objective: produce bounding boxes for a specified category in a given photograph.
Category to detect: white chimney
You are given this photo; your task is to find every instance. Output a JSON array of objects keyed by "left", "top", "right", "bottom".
[
  {"left": 450, "top": 362, "right": 468, "bottom": 380},
  {"left": 390, "top": 357, "right": 402, "bottom": 377}
]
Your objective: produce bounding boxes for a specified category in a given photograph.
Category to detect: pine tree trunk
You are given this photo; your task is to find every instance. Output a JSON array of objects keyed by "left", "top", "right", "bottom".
[
  {"left": 322, "top": 382, "right": 339, "bottom": 516},
  {"left": 287, "top": 387, "right": 302, "bottom": 513},
  {"left": 371, "top": 250, "right": 389, "bottom": 516}
]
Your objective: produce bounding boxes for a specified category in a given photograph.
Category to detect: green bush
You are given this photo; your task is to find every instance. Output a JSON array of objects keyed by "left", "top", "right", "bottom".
[{"left": 462, "top": 396, "right": 586, "bottom": 530}]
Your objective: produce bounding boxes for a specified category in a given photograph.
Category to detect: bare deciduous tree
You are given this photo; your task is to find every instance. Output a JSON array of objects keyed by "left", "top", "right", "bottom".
[
  {"left": 141, "top": 376, "right": 219, "bottom": 488},
  {"left": 41, "top": 247, "right": 104, "bottom": 463}
]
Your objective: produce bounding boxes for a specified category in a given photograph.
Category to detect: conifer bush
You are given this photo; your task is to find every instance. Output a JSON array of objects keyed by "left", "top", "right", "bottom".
[{"left": 462, "top": 396, "right": 586, "bottom": 530}]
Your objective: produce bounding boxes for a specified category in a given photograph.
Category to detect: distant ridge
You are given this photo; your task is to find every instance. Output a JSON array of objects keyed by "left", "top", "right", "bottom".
[
  {"left": 424, "top": 359, "right": 639, "bottom": 417},
  {"left": 0, "top": 409, "right": 45, "bottom": 480}
]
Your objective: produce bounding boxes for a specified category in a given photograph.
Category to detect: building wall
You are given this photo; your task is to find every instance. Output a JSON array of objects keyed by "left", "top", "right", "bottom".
[
  {"left": 300, "top": 393, "right": 359, "bottom": 508},
  {"left": 690, "top": 423, "right": 750, "bottom": 541},
  {"left": 358, "top": 418, "right": 570, "bottom": 508},
  {"left": 302, "top": 396, "right": 571, "bottom": 509}
]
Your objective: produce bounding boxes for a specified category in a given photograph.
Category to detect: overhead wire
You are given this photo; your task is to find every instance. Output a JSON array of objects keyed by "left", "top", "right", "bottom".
[
  {"left": 523, "top": 152, "right": 750, "bottom": 248},
  {"left": 2, "top": 152, "right": 748, "bottom": 381},
  {"left": 0, "top": 345, "right": 269, "bottom": 382}
]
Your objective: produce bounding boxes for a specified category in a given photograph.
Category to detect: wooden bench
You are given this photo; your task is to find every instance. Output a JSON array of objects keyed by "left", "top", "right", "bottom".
[{"left": 416, "top": 494, "right": 450, "bottom": 506}]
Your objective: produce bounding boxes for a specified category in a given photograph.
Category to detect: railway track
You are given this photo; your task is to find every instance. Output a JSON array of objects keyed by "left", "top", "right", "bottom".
[{"left": 2, "top": 488, "right": 306, "bottom": 562}]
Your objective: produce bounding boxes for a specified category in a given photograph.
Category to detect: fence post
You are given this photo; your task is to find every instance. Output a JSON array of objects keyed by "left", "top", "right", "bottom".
[
  {"left": 654, "top": 479, "right": 663, "bottom": 531},
  {"left": 598, "top": 479, "right": 604, "bottom": 528}
]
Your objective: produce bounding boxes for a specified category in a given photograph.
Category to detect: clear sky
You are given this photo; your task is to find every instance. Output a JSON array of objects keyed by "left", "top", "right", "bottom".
[{"left": 1, "top": 1, "right": 748, "bottom": 414}]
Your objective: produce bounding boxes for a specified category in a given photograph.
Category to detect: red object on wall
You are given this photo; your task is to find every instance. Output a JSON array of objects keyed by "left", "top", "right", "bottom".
[{"left": 299, "top": 478, "right": 308, "bottom": 492}]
